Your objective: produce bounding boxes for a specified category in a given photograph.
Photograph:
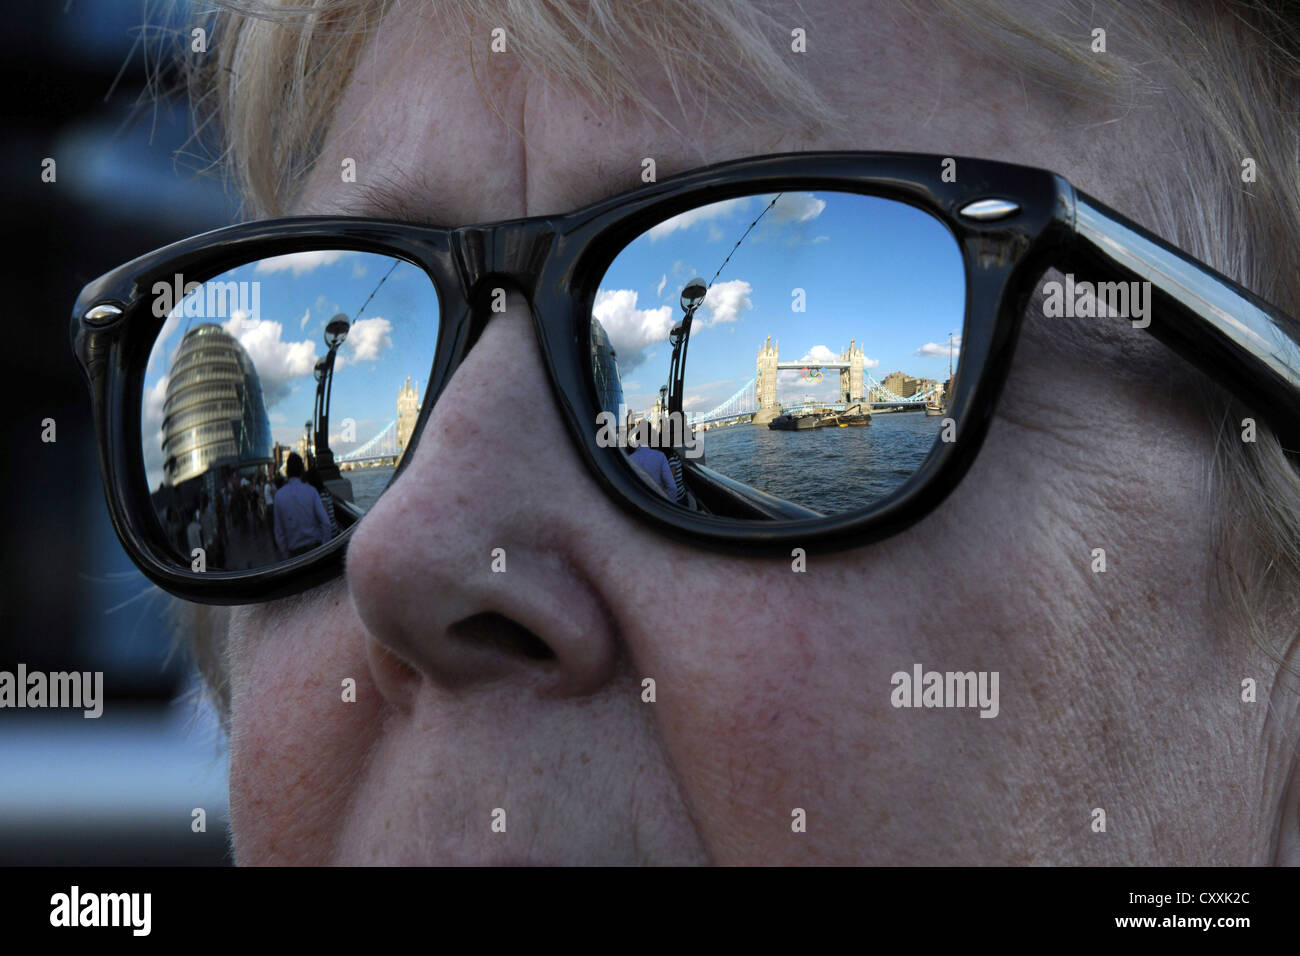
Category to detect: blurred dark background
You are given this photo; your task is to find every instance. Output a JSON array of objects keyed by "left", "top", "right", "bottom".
[{"left": 1, "top": 0, "right": 235, "bottom": 864}]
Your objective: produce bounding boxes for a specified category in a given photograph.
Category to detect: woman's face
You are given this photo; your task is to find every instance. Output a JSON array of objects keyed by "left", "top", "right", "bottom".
[{"left": 225, "top": 2, "right": 1293, "bottom": 864}]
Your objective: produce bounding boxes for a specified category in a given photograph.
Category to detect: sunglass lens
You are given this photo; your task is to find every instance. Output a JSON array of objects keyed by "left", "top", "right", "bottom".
[
  {"left": 592, "top": 191, "right": 966, "bottom": 518},
  {"left": 139, "top": 250, "right": 440, "bottom": 571}
]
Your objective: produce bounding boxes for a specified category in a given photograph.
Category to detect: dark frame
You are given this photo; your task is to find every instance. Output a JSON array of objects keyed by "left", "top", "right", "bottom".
[{"left": 71, "top": 151, "right": 1300, "bottom": 604}]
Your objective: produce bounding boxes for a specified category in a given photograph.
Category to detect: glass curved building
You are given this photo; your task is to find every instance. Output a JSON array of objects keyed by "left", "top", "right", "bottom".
[
  {"left": 590, "top": 318, "right": 624, "bottom": 417},
  {"left": 161, "top": 323, "right": 272, "bottom": 485}
]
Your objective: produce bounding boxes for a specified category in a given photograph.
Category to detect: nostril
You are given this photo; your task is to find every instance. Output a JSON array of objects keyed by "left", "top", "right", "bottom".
[{"left": 447, "top": 611, "right": 556, "bottom": 661}]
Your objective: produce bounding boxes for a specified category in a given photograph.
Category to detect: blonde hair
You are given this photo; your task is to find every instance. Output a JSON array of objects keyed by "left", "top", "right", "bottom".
[{"left": 159, "top": 0, "right": 1300, "bottom": 724}]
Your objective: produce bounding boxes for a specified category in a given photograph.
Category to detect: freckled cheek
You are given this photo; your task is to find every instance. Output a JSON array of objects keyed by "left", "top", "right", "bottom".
[{"left": 228, "top": 615, "right": 385, "bottom": 864}]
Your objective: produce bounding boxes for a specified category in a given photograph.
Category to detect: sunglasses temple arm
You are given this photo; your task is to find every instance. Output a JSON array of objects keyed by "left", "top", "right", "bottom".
[{"left": 1061, "top": 187, "right": 1300, "bottom": 451}]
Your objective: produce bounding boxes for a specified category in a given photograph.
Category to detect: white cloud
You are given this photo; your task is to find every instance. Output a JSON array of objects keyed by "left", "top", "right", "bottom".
[
  {"left": 800, "top": 345, "right": 838, "bottom": 364},
  {"left": 222, "top": 310, "right": 318, "bottom": 407},
  {"left": 698, "top": 279, "right": 753, "bottom": 326},
  {"left": 254, "top": 250, "right": 348, "bottom": 277},
  {"left": 143, "top": 373, "right": 168, "bottom": 428},
  {"left": 765, "top": 192, "right": 827, "bottom": 224},
  {"left": 656, "top": 274, "right": 667, "bottom": 297},
  {"left": 647, "top": 197, "right": 750, "bottom": 241},
  {"left": 592, "top": 288, "right": 674, "bottom": 372},
  {"left": 298, "top": 307, "right": 312, "bottom": 330},
  {"left": 915, "top": 333, "right": 962, "bottom": 358},
  {"left": 344, "top": 316, "right": 393, "bottom": 362}
]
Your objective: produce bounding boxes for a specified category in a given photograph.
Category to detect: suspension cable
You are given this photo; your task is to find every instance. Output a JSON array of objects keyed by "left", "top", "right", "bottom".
[
  {"left": 352, "top": 258, "right": 401, "bottom": 320},
  {"left": 705, "top": 192, "right": 783, "bottom": 290}
]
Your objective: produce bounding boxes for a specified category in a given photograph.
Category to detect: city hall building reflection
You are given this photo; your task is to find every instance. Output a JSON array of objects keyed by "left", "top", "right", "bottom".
[
  {"left": 151, "top": 324, "right": 284, "bottom": 570},
  {"left": 161, "top": 324, "right": 272, "bottom": 484}
]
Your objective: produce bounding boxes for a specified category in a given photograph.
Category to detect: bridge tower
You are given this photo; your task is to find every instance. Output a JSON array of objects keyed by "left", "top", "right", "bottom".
[
  {"left": 396, "top": 376, "right": 420, "bottom": 456},
  {"left": 756, "top": 336, "right": 779, "bottom": 423},
  {"left": 839, "top": 337, "right": 865, "bottom": 404}
]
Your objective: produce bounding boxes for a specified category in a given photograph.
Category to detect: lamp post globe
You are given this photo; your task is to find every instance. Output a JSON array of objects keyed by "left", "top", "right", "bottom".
[
  {"left": 324, "top": 314, "right": 350, "bottom": 349},
  {"left": 681, "top": 277, "right": 707, "bottom": 315}
]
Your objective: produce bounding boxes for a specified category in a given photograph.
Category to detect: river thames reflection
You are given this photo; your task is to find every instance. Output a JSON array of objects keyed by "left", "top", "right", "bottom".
[
  {"left": 696, "top": 412, "right": 945, "bottom": 514},
  {"left": 346, "top": 466, "right": 397, "bottom": 511}
]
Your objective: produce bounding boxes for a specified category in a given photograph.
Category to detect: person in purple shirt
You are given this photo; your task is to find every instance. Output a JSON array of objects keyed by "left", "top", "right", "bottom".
[
  {"left": 626, "top": 439, "right": 678, "bottom": 500},
  {"left": 273, "top": 452, "right": 333, "bottom": 558}
]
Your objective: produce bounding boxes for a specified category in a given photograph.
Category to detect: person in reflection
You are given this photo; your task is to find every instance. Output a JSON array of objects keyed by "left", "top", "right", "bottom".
[
  {"left": 260, "top": 474, "right": 275, "bottom": 534},
  {"left": 273, "top": 452, "right": 333, "bottom": 558},
  {"left": 625, "top": 430, "right": 678, "bottom": 500},
  {"left": 305, "top": 467, "right": 340, "bottom": 537}
]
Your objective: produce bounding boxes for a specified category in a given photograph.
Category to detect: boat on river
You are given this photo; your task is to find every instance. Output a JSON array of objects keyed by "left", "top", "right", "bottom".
[
  {"left": 818, "top": 411, "right": 872, "bottom": 427},
  {"left": 768, "top": 412, "right": 820, "bottom": 430}
]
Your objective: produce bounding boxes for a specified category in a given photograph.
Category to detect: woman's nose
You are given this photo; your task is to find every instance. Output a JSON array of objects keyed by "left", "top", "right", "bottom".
[{"left": 345, "top": 291, "right": 622, "bottom": 708}]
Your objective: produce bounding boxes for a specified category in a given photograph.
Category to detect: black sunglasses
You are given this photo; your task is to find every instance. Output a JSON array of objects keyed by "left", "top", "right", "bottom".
[{"left": 71, "top": 151, "right": 1300, "bottom": 605}]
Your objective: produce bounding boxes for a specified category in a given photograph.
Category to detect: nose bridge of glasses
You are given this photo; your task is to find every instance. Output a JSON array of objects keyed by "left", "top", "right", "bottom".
[{"left": 452, "top": 219, "right": 557, "bottom": 306}]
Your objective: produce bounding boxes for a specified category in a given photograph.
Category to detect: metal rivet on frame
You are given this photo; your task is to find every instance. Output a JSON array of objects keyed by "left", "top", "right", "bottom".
[
  {"left": 83, "top": 303, "right": 124, "bottom": 326},
  {"left": 958, "top": 199, "right": 1021, "bottom": 222}
]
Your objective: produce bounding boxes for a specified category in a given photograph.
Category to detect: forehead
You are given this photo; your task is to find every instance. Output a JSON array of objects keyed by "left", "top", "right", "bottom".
[{"left": 298, "top": 0, "right": 1173, "bottom": 228}]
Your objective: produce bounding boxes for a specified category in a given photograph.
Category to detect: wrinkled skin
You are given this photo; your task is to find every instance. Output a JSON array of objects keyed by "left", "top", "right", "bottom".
[{"left": 225, "top": 2, "right": 1300, "bottom": 864}]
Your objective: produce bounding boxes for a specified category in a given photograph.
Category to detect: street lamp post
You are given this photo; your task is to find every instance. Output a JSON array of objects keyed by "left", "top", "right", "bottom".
[
  {"left": 312, "top": 358, "right": 328, "bottom": 465},
  {"left": 666, "top": 278, "right": 708, "bottom": 429},
  {"left": 312, "top": 314, "right": 350, "bottom": 482}
]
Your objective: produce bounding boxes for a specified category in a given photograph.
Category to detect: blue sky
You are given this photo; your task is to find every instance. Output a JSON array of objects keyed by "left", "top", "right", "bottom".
[
  {"left": 142, "top": 250, "right": 440, "bottom": 487},
  {"left": 595, "top": 191, "right": 966, "bottom": 414}
]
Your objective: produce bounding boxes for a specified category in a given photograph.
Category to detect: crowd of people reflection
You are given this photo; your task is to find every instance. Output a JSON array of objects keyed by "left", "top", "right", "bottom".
[{"left": 158, "top": 452, "right": 342, "bottom": 570}]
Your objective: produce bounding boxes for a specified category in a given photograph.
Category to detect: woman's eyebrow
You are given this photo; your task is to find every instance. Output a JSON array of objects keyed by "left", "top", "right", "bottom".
[{"left": 337, "top": 174, "right": 451, "bottom": 225}]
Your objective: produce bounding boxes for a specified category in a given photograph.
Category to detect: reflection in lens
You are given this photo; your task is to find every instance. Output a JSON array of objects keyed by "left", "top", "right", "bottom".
[
  {"left": 141, "top": 250, "right": 439, "bottom": 571},
  {"left": 592, "top": 191, "right": 966, "bottom": 518}
]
